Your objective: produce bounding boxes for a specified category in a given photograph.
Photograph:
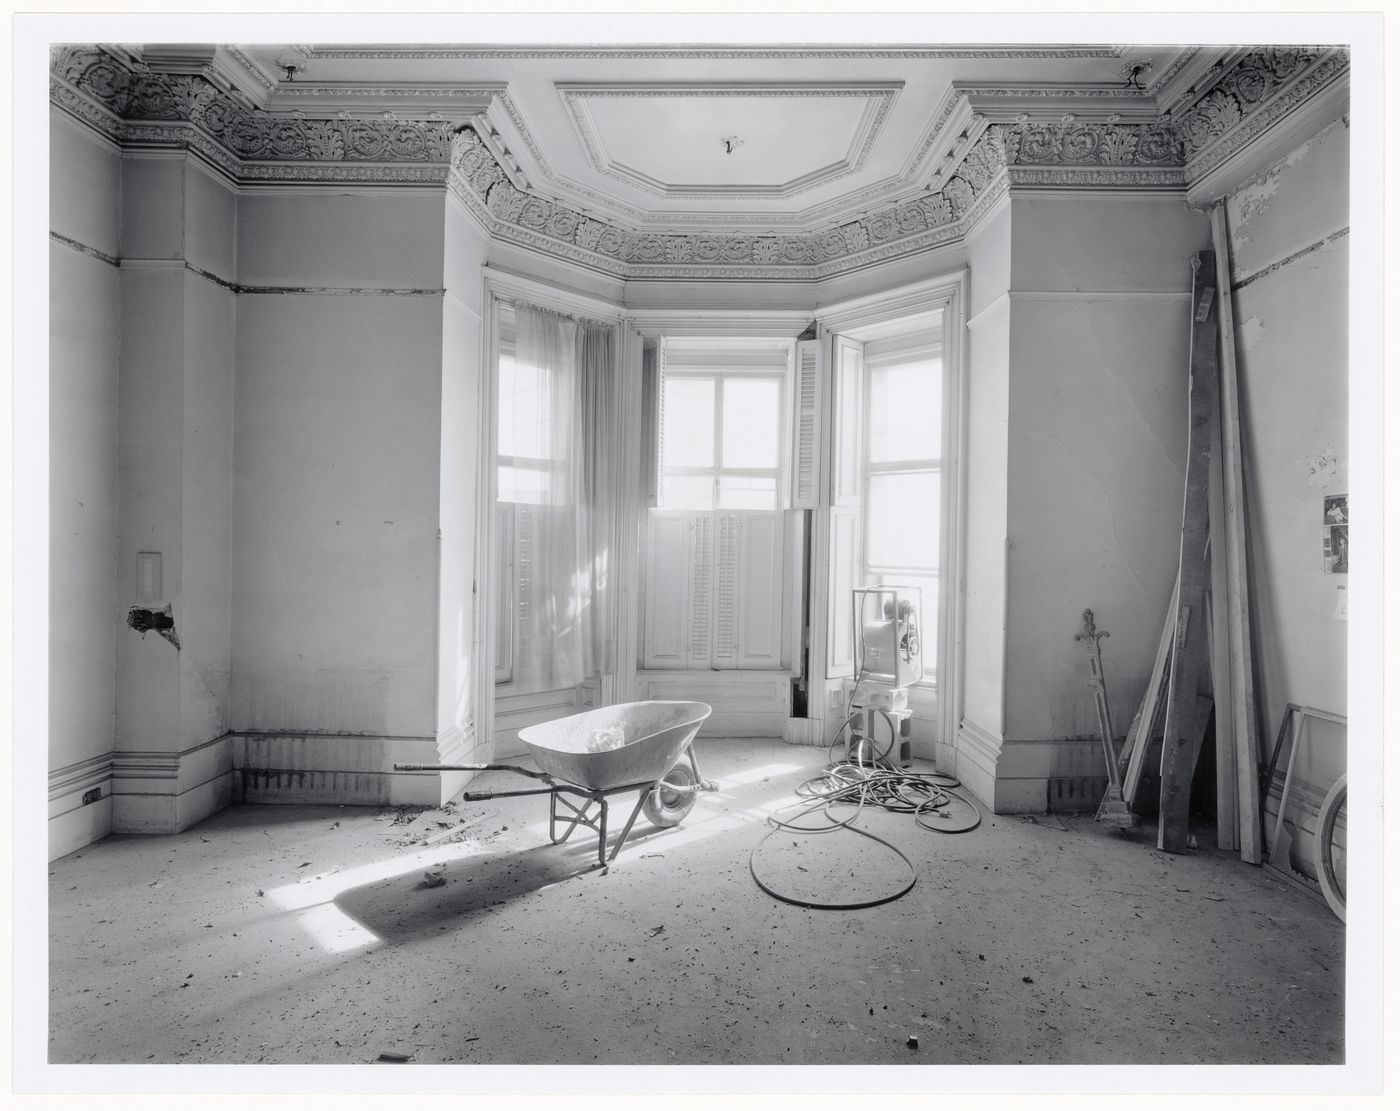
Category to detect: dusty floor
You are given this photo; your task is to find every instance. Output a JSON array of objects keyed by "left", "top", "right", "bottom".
[{"left": 48, "top": 738, "right": 1344, "bottom": 1066}]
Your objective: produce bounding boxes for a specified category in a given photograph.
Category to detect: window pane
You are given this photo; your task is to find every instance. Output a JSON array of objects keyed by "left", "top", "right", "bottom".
[
  {"left": 498, "top": 353, "right": 552, "bottom": 462},
  {"left": 662, "top": 474, "right": 715, "bottom": 510},
  {"left": 868, "top": 359, "right": 942, "bottom": 463},
  {"left": 721, "top": 377, "right": 781, "bottom": 469},
  {"left": 866, "top": 471, "right": 940, "bottom": 569},
  {"left": 718, "top": 474, "right": 778, "bottom": 510},
  {"left": 663, "top": 377, "right": 715, "bottom": 468},
  {"left": 499, "top": 463, "right": 552, "bottom": 506}
]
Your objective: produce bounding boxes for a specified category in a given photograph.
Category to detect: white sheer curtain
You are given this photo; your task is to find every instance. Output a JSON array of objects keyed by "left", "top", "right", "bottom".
[{"left": 507, "top": 303, "right": 617, "bottom": 691}]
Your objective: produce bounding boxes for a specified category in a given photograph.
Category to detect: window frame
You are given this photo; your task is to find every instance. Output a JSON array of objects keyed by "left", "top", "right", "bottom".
[
  {"left": 860, "top": 339, "right": 944, "bottom": 683},
  {"left": 495, "top": 317, "right": 569, "bottom": 506},
  {"left": 659, "top": 365, "right": 787, "bottom": 512}
]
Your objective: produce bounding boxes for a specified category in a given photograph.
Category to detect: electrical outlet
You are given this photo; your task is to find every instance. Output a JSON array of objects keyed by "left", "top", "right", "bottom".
[{"left": 82, "top": 787, "right": 102, "bottom": 805}]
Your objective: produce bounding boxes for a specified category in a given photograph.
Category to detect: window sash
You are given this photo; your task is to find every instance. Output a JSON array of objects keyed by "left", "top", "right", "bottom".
[{"left": 659, "top": 369, "right": 784, "bottom": 510}]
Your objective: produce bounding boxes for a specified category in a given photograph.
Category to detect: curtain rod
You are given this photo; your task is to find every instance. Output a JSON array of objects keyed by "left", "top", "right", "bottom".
[{"left": 502, "top": 297, "right": 617, "bottom": 331}]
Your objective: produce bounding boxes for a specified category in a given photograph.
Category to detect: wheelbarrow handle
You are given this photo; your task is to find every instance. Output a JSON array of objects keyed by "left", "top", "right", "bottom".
[
  {"left": 394, "top": 762, "right": 557, "bottom": 785},
  {"left": 462, "top": 786, "right": 561, "bottom": 801}
]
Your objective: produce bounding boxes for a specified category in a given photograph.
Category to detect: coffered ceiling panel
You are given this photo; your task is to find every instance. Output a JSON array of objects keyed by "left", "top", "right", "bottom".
[{"left": 559, "top": 84, "right": 896, "bottom": 199}]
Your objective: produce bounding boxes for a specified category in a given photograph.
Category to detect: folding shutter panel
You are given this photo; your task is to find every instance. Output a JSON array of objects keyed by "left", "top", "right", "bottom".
[
  {"left": 653, "top": 337, "right": 669, "bottom": 507},
  {"left": 686, "top": 512, "right": 714, "bottom": 668},
  {"left": 711, "top": 511, "right": 740, "bottom": 668},
  {"left": 642, "top": 510, "right": 691, "bottom": 668},
  {"left": 516, "top": 505, "right": 535, "bottom": 666},
  {"left": 791, "top": 339, "right": 822, "bottom": 509},
  {"left": 827, "top": 506, "right": 860, "bottom": 678},
  {"left": 831, "top": 335, "right": 864, "bottom": 508},
  {"left": 735, "top": 510, "right": 785, "bottom": 668},
  {"left": 641, "top": 340, "right": 660, "bottom": 508},
  {"left": 494, "top": 504, "right": 515, "bottom": 684}
]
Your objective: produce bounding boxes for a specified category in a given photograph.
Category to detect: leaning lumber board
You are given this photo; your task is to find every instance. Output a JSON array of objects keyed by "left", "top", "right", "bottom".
[
  {"left": 1210, "top": 205, "right": 1263, "bottom": 865},
  {"left": 1121, "top": 574, "right": 1179, "bottom": 806},
  {"left": 1204, "top": 442, "right": 1237, "bottom": 850},
  {"left": 1158, "top": 251, "right": 1220, "bottom": 854}
]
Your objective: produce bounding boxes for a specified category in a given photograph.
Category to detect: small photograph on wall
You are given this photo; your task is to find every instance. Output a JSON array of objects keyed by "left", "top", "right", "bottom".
[
  {"left": 1322, "top": 494, "right": 1348, "bottom": 574},
  {"left": 1323, "top": 524, "right": 1349, "bottom": 574}
]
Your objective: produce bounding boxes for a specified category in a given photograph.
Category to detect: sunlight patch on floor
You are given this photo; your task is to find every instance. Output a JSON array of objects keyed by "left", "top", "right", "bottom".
[{"left": 264, "top": 841, "right": 488, "bottom": 952}]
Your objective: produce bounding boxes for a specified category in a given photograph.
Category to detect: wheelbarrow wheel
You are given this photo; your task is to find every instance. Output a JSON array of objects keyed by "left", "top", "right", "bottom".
[{"left": 642, "top": 762, "right": 697, "bottom": 828}]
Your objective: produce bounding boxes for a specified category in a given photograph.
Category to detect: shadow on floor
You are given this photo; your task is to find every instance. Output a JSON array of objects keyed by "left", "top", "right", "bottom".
[{"left": 333, "top": 838, "right": 604, "bottom": 944}]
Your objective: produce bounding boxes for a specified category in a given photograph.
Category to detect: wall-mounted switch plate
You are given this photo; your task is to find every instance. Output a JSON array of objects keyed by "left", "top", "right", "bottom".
[{"left": 137, "top": 552, "right": 162, "bottom": 602}]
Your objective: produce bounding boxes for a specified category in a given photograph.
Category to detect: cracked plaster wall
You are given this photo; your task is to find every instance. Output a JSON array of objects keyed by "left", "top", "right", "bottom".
[
  {"left": 436, "top": 199, "right": 491, "bottom": 752},
  {"left": 1224, "top": 118, "right": 1349, "bottom": 827},
  {"left": 1001, "top": 193, "right": 1208, "bottom": 743},
  {"left": 231, "top": 191, "right": 445, "bottom": 737},
  {"left": 961, "top": 202, "right": 1012, "bottom": 740},
  {"left": 49, "top": 114, "right": 122, "bottom": 778},
  {"left": 114, "top": 152, "right": 236, "bottom": 767}
]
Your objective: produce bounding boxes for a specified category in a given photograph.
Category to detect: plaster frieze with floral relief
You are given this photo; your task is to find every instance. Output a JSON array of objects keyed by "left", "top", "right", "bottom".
[
  {"left": 1169, "top": 46, "right": 1348, "bottom": 183},
  {"left": 52, "top": 46, "right": 457, "bottom": 165},
  {"left": 57, "top": 43, "right": 1347, "bottom": 281}
]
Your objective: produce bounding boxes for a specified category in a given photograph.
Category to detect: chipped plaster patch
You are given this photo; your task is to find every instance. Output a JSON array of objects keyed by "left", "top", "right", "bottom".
[
  {"left": 1237, "top": 316, "right": 1266, "bottom": 353},
  {"left": 1298, "top": 445, "right": 1346, "bottom": 489},
  {"left": 1227, "top": 128, "right": 1322, "bottom": 245}
]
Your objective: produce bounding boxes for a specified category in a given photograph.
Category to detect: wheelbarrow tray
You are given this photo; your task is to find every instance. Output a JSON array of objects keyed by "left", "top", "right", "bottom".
[{"left": 517, "top": 700, "right": 711, "bottom": 791}]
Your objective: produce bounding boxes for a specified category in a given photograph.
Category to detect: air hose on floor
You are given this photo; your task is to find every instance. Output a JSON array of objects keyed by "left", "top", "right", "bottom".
[{"left": 748, "top": 745, "right": 982, "bottom": 909}]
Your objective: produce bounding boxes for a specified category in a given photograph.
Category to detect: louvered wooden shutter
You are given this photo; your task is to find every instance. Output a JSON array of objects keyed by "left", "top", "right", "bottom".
[
  {"left": 686, "top": 512, "right": 714, "bottom": 668},
  {"left": 827, "top": 506, "right": 860, "bottom": 678},
  {"left": 712, "top": 511, "right": 740, "bottom": 668},
  {"left": 654, "top": 338, "right": 669, "bottom": 507},
  {"left": 791, "top": 339, "right": 821, "bottom": 509},
  {"left": 735, "top": 510, "right": 785, "bottom": 668},
  {"left": 494, "top": 504, "right": 515, "bottom": 684},
  {"left": 831, "top": 335, "right": 864, "bottom": 508},
  {"left": 642, "top": 510, "right": 691, "bottom": 668},
  {"left": 516, "top": 505, "right": 535, "bottom": 665}
]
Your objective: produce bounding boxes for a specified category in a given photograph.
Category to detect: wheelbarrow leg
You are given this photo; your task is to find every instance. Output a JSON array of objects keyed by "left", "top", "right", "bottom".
[
  {"left": 550, "top": 789, "right": 597, "bottom": 845},
  {"left": 607, "top": 789, "right": 654, "bottom": 864},
  {"left": 596, "top": 796, "right": 608, "bottom": 868}
]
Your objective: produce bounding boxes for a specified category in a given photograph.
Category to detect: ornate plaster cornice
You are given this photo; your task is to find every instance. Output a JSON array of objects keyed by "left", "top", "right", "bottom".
[
  {"left": 303, "top": 44, "right": 1128, "bottom": 62},
  {"left": 444, "top": 114, "right": 1183, "bottom": 279},
  {"left": 53, "top": 42, "right": 1338, "bottom": 282},
  {"left": 52, "top": 46, "right": 457, "bottom": 174},
  {"left": 1167, "top": 46, "right": 1349, "bottom": 185}
]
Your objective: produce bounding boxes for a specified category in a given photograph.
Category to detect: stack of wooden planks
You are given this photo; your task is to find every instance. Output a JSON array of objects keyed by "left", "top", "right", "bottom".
[{"left": 1111, "top": 226, "right": 1263, "bottom": 861}]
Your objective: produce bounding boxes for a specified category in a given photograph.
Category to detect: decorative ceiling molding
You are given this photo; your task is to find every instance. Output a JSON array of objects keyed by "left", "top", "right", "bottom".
[
  {"left": 52, "top": 47, "right": 457, "bottom": 174},
  {"left": 1167, "top": 46, "right": 1349, "bottom": 185},
  {"left": 303, "top": 44, "right": 1128, "bottom": 61},
  {"left": 51, "top": 42, "right": 1341, "bottom": 282},
  {"left": 557, "top": 82, "right": 900, "bottom": 202},
  {"left": 444, "top": 112, "right": 1181, "bottom": 280},
  {"left": 266, "top": 81, "right": 506, "bottom": 120},
  {"left": 1144, "top": 47, "right": 1201, "bottom": 97}
]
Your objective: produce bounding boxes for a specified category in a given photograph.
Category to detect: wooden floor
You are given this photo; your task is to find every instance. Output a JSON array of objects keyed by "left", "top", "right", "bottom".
[{"left": 44, "top": 738, "right": 1344, "bottom": 1083}]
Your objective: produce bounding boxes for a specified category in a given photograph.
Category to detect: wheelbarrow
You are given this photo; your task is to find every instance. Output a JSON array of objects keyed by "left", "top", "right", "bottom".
[{"left": 396, "top": 701, "right": 714, "bottom": 867}]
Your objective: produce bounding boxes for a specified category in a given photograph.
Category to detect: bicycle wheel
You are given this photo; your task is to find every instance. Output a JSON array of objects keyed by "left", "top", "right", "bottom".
[{"left": 1314, "top": 774, "right": 1346, "bottom": 923}]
